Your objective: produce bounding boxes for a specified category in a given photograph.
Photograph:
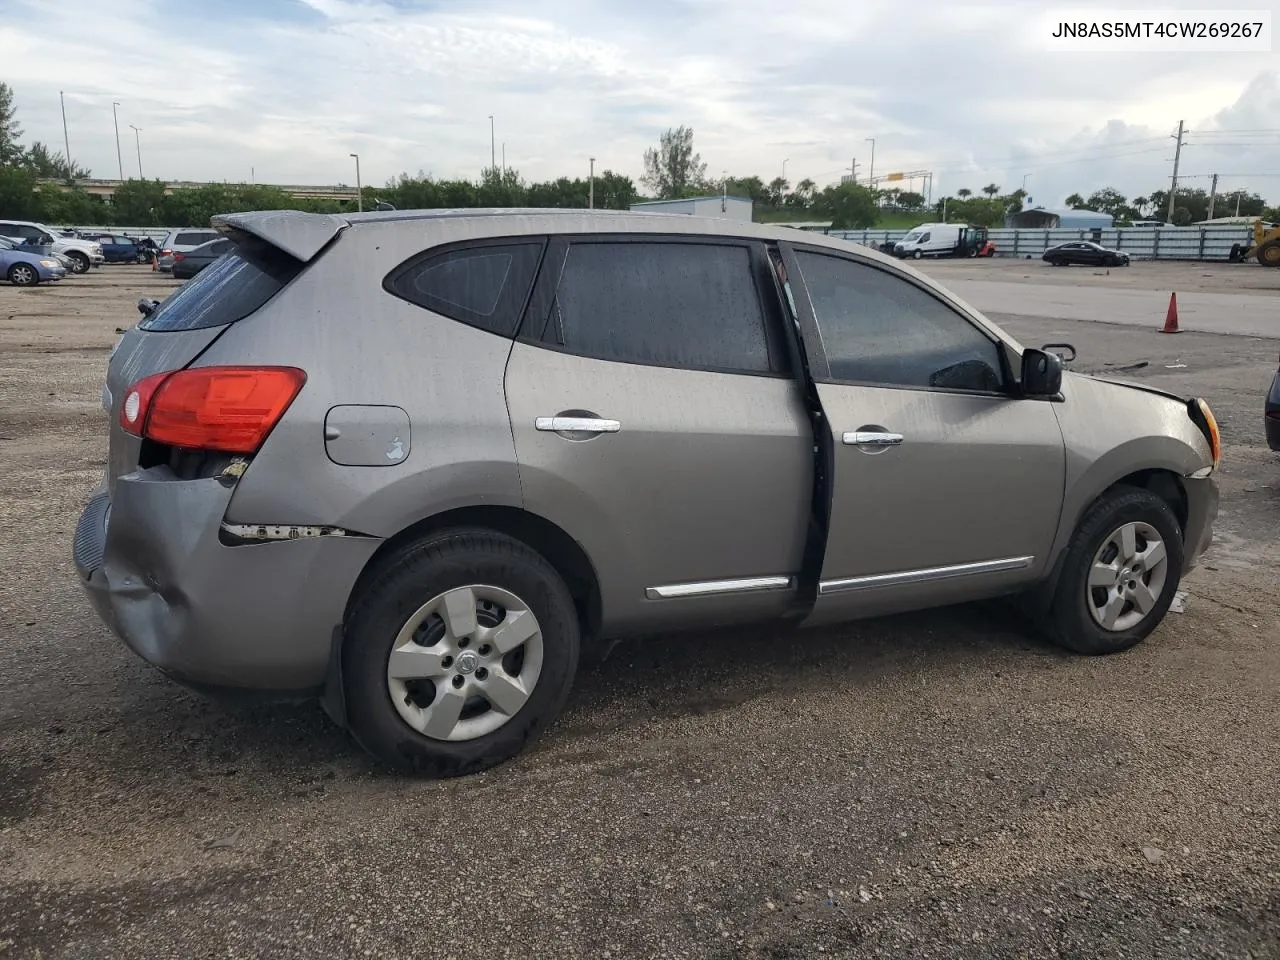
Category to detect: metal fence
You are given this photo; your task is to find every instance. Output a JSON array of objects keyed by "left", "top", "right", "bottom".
[{"left": 823, "top": 225, "right": 1257, "bottom": 261}]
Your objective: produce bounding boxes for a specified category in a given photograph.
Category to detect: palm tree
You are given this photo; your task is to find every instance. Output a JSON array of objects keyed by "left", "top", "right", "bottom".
[
  {"left": 982, "top": 183, "right": 1000, "bottom": 198},
  {"left": 1131, "top": 195, "right": 1148, "bottom": 216},
  {"left": 957, "top": 188, "right": 972, "bottom": 199}
]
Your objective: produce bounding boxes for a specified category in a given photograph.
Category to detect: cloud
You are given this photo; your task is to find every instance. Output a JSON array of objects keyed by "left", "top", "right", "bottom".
[{"left": 0, "top": 0, "right": 1275, "bottom": 206}]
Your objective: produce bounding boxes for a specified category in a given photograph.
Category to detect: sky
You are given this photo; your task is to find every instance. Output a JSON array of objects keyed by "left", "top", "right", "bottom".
[{"left": 2, "top": 0, "right": 1278, "bottom": 208}]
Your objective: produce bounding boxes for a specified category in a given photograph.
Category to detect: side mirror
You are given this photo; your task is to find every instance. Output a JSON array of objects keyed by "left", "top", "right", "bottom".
[
  {"left": 1042, "top": 342, "right": 1076, "bottom": 363},
  {"left": 1021, "top": 348, "right": 1063, "bottom": 397},
  {"left": 137, "top": 297, "right": 159, "bottom": 317}
]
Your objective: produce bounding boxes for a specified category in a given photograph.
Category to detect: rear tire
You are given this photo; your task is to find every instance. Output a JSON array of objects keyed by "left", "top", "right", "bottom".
[
  {"left": 912, "top": 250, "right": 923, "bottom": 260},
  {"left": 342, "top": 528, "right": 580, "bottom": 777},
  {"left": 1045, "top": 487, "right": 1184, "bottom": 655},
  {"left": 1257, "top": 241, "right": 1280, "bottom": 267},
  {"left": 7, "top": 263, "right": 38, "bottom": 286}
]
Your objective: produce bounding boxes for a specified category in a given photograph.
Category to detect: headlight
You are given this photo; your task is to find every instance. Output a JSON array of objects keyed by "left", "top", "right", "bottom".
[{"left": 40, "top": 259, "right": 58, "bottom": 267}]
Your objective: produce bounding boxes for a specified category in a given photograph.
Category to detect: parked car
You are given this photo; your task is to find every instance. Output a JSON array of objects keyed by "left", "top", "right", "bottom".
[
  {"left": 171, "top": 237, "right": 235, "bottom": 279},
  {"left": 1043, "top": 241, "right": 1130, "bottom": 267},
  {"left": 156, "top": 228, "right": 221, "bottom": 272},
  {"left": 0, "top": 220, "right": 103, "bottom": 273},
  {"left": 0, "top": 236, "right": 67, "bottom": 285},
  {"left": 73, "top": 209, "right": 1221, "bottom": 777},
  {"left": 82, "top": 234, "right": 153, "bottom": 264},
  {"left": 1266, "top": 351, "right": 1280, "bottom": 453}
]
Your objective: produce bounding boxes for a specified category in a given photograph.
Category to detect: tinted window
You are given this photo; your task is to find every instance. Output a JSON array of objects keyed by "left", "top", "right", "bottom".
[
  {"left": 795, "top": 251, "right": 1005, "bottom": 393},
  {"left": 175, "top": 231, "right": 218, "bottom": 246},
  {"left": 140, "top": 243, "right": 302, "bottom": 332},
  {"left": 384, "top": 242, "right": 544, "bottom": 337},
  {"left": 547, "top": 241, "right": 772, "bottom": 374}
]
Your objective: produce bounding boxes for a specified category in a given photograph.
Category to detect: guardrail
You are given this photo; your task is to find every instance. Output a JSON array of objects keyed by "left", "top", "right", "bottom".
[{"left": 824, "top": 225, "right": 1257, "bottom": 261}]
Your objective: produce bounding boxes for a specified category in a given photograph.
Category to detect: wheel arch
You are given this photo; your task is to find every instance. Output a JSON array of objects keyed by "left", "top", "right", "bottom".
[
  {"left": 343, "top": 504, "right": 603, "bottom": 645},
  {"left": 1022, "top": 466, "right": 1189, "bottom": 617}
]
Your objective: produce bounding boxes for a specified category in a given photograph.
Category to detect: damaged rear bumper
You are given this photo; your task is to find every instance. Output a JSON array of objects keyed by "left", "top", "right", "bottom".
[{"left": 72, "top": 468, "right": 380, "bottom": 694}]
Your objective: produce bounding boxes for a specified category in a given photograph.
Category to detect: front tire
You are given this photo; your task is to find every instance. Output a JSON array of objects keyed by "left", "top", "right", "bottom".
[
  {"left": 7, "top": 263, "right": 38, "bottom": 286},
  {"left": 66, "top": 251, "right": 90, "bottom": 274},
  {"left": 342, "top": 528, "right": 580, "bottom": 776},
  {"left": 912, "top": 250, "right": 923, "bottom": 260},
  {"left": 1046, "top": 487, "right": 1184, "bottom": 655}
]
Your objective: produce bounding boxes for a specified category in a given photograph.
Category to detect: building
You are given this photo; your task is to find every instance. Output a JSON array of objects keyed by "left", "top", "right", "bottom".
[
  {"left": 1006, "top": 207, "right": 1115, "bottom": 230},
  {"left": 629, "top": 195, "right": 753, "bottom": 222}
]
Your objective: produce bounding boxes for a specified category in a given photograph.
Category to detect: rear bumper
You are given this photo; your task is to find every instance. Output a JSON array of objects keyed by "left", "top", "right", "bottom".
[
  {"left": 72, "top": 469, "right": 380, "bottom": 694},
  {"left": 1180, "top": 475, "right": 1218, "bottom": 573}
]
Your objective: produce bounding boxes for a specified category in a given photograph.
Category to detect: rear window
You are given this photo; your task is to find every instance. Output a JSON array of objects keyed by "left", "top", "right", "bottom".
[
  {"left": 174, "top": 231, "right": 219, "bottom": 246},
  {"left": 139, "top": 242, "right": 302, "bottom": 332}
]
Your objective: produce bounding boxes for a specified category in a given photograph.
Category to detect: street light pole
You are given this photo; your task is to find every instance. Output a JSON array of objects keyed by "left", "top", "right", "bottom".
[
  {"left": 112, "top": 101, "right": 123, "bottom": 181},
  {"left": 865, "top": 138, "right": 875, "bottom": 185},
  {"left": 589, "top": 157, "right": 595, "bottom": 209},
  {"left": 129, "top": 125, "right": 143, "bottom": 179},
  {"left": 60, "top": 91, "right": 73, "bottom": 180},
  {"left": 350, "top": 153, "right": 362, "bottom": 212},
  {"left": 782, "top": 158, "right": 789, "bottom": 180},
  {"left": 488, "top": 115, "right": 495, "bottom": 172}
]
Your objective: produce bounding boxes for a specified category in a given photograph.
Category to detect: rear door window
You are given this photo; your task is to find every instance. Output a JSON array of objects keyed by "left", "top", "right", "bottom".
[
  {"left": 139, "top": 243, "right": 302, "bottom": 332},
  {"left": 175, "top": 231, "right": 219, "bottom": 246},
  {"left": 540, "top": 240, "right": 777, "bottom": 375},
  {"left": 383, "top": 241, "right": 545, "bottom": 337}
]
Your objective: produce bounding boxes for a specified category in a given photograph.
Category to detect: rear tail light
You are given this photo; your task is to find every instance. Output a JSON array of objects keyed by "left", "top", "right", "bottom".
[
  {"left": 173, "top": 253, "right": 186, "bottom": 262},
  {"left": 119, "top": 366, "right": 306, "bottom": 454}
]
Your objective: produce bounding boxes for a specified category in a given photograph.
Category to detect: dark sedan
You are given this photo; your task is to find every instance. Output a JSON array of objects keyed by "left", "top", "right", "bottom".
[
  {"left": 1267, "top": 351, "right": 1280, "bottom": 453},
  {"left": 171, "top": 237, "right": 234, "bottom": 279},
  {"left": 1043, "top": 241, "right": 1130, "bottom": 267},
  {"left": 84, "top": 234, "right": 152, "bottom": 264}
]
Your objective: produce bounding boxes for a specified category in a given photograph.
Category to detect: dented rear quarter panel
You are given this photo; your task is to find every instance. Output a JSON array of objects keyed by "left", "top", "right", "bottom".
[{"left": 198, "top": 220, "right": 535, "bottom": 537}]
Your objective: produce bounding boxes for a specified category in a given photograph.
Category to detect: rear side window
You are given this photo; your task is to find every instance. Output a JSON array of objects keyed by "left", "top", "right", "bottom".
[
  {"left": 139, "top": 242, "right": 302, "bottom": 332},
  {"left": 174, "top": 231, "right": 218, "bottom": 246},
  {"left": 546, "top": 241, "right": 773, "bottom": 374},
  {"left": 384, "top": 241, "right": 544, "bottom": 337}
]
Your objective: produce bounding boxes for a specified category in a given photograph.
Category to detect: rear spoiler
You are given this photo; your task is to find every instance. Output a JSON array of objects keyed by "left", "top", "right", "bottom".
[{"left": 210, "top": 210, "right": 348, "bottom": 263}]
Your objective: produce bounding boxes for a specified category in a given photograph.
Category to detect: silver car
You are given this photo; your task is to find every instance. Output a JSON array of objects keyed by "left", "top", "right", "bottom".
[{"left": 73, "top": 209, "right": 1221, "bottom": 776}]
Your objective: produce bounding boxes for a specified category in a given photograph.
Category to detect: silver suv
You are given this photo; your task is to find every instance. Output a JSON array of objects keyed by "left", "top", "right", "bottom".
[{"left": 73, "top": 209, "right": 1220, "bottom": 776}]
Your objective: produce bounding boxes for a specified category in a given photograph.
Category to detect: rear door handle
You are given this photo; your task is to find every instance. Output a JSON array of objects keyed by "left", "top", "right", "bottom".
[{"left": 535, "top": 416, "right": 621, "bottom": 434}]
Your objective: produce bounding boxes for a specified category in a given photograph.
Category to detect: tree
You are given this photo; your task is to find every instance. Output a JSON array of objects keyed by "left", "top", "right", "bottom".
[
  {"left": 110, "top": 178, "right": 169, "bottom": 225},
  {"left": 1085, "top": 187, "right": 1127, "bottom": 216},
  {"left": 0, "top": 81, "right": 24, "bottom": 166},
  {"left": 981, "top": 183, "right": 1000, "bottom": 198},
  {"left": 0, "top": 165, "right": 37, "bottom": 218},
  {"left": 814, "top": 182, "right": 878, "bottom": 229},
  {"left": 766, "top": 176, "right": 789, "bottom": 207},
  {"left": 956, "top": 188, "right": 972, "bottom": 199},
  {"left": 641, "top": 126, "right": 707, "bottom": 199},
  {"left": 24, "top": 141, "right": 90, "bottom": 180},
  {"left": 790, "top": 178, "right": 816, "bottom": 208},
  {"left": 726, "top": 175, "right": 769, "bottom": 205},
  {"left": 1130, "top": 195, "right": 1148, "bottom": 216},
  {"left": 591, "top": 170, "right": 637, "bottom": 210},
  {"left": 1064, "top": 193, "right": 1086, "bottom": 209},
  {"left": 1171, "top": 206, "right": 1192, "bottom": 226}
]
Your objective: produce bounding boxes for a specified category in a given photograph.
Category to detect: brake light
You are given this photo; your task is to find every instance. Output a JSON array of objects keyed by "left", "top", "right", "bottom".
[
  {"left": 173, "top": 253, "right": 186, "bottom": 261},
  {"left": 119, "top": 366, "right": 306, "bottom": 454}
]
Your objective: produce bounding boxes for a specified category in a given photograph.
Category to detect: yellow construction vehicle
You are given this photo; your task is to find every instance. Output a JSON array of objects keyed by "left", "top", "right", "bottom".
[{"left": 1228, "top": 219, "right": 1280, "bottom": 266}]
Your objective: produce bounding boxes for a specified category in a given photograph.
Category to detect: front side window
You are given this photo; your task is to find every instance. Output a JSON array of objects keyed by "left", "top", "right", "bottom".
[
  {"left": 794, "top": 250, "right": 1005, "bottom": 393},
  {"left": 548, "top": 240, "right": 773, "bottom": 375}
]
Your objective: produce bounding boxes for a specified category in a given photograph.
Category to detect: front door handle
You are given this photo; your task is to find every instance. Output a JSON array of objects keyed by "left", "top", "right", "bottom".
[
  {"left": 844, "top": 430, "right": 904, "bottom": 446},
  {"left": 535, "top": 416, "right": 621, "bottom": 434}
]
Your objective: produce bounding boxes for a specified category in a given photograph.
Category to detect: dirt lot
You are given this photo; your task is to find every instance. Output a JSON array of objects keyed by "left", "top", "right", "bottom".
[{"left": 1, "top": 265, "right": 1278, "bottom": 959}]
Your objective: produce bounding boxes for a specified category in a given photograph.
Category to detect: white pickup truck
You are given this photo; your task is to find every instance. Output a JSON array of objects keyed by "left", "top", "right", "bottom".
[{"left": 0, "top": 219, "right": 103, "bottom": 273}]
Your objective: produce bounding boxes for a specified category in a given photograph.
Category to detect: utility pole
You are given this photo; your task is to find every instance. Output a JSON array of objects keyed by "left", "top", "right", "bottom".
[
  {"left": 112, "top": 101, "right": 123, "bottom": 181},
  {"left": 865, "top": 137, "right": 875, "bottom": 185},
  {"left": 589, "top": 157, "right": 595, "bottom": 209},
  {"left": 1167, "top": 120, "right": 1185, "bottom": 222},
  {"left": 350, "top": 153, "right": 362, "bottom": 212},
  {"left": 60, "top": 91, "right": 73, "bottom": 180},
  {"left": 847, "top": 159, "right": 860, "bottom": 184},
  {"left": 1207, "top": 173, "right": 1219, "bottom": 220},
  {"left": 129, "top": 125, "right": 143, "bottom": 179},
  {"left": 488, "top": 115, "right": 495, "bottom": 172},
  {"left": 501, "top": 142, "right": 505, "bottom": 174}
]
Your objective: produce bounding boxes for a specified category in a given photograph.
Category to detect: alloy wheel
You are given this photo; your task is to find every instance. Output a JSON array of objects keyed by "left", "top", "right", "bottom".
[
  {"left": 1086, "top": 521, "right": 1169, "bottom": 632},
  {"left": 386, "top": 584, "right": 544, "bottom": 741},
  {"left": 11, "top": 265, "right": 35, "bottom": 285}
]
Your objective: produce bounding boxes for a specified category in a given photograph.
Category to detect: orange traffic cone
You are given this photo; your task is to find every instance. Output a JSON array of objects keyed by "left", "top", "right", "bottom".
[
  {"left": 151, "top": 253, "right": 157, "bottom": 272},
  {"left": 1161, "top": 292, "right": 1179, "bottom": 334}
]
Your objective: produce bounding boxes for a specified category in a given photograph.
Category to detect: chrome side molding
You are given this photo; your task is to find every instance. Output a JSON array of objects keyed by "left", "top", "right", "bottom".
[
  {"left": 819, "top": 556, "right": 1034, "bottom": 595},
  {"left": 645, "top": 575, "right": 794, "bottom": 600}
]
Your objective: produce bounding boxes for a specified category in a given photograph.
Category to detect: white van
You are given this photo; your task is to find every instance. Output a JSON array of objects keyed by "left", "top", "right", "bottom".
[{"left": 893, "top": 223, "right": 963, "bottom": 260}]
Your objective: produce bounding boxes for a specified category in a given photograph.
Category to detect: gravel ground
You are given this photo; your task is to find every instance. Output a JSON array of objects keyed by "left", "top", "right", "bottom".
[{"left": 1, "top": 265, "right": 1277, "bottom": 960}]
